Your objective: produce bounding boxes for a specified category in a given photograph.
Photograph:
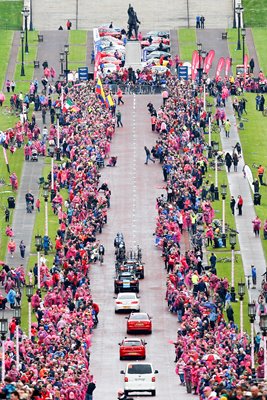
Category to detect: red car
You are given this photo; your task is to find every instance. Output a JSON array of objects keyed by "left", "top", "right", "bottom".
[
  {"left": 126, "top": 313, "right": 152, "bottom": 334},
  {"left": 119, "top": 338, "right": 147, "bottom": 360},
  {"left": 98, "top": 27, "right": 122, "bottom": 39}
]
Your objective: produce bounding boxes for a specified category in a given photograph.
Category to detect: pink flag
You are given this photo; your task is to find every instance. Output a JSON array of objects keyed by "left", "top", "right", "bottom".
[
  {"left": 225, "top": 57, "right": 231, "bottom": 77},
  {"left": 203, "top": 50, "right": 215, "bottom": 74},
  {"left": 244, "top": 54, "right": 249, "bottom": 75},
  {"left": 191, "top": 50, "right": 199, "bottom": 81},
  {"left": 215, "top": 57, "right": 225, "bottom": 81}
]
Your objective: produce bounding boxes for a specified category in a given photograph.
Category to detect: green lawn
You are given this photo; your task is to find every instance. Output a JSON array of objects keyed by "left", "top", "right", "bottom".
[
  {"left": 178, "top": 29, "right": 196, "bottom": 62},
  {"left": 69, "top": 30, "right": 87, "bottom": 45},
  {"left": 0, "top": 1, "right": 22, "bottom": 30},
  {"left": 0, "top": 31, "right": 13, "bottom": 87},
  {"left": 227, "top": 29, "right": 249, "bottom": 72},
  {"left": 251, "top": 28, "right": 267, "bottom": 74},
  {"left": 243, "top": 0, "right": 267, "bottom": 27},
  {"left": 235, "top": 93, "right": 267, "bottom": 259},
  {"left": 68, "top": 45, "right": 86, "bottom": 63}
]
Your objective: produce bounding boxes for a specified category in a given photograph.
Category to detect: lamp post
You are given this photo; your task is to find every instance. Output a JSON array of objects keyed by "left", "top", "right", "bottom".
[
  {"left": 229, "top": 231, "right": 237, "bottom": 301},
  {"left": 197, "top": 43, "right": 202, "bottom": 84},
  {"left": 260, "top": 313, "right": 267, "bottom": 380},
  {"left": 26, "top": 284, "right": 34, "bottom": 338},
  {"left": 35, "top": 235, "right": 42, "bottom": 289},
  {"left": 43, "top": 183, "right": 49, "bottom": 237},
  {"left": 0, "top": 318, "right": 8, "bottom": 382},
  {"left": 56, "top": 108, "right": 61, "bottom": 161},
  {"left": 248, "top": 302, "right": 256, "bottom": 375},
  {"left": 60, "top": 52, "right": 65, "bottom": 76},
  {"left": 241, "top": 28, "right": 246, "bottom": 65},
  {"left": 20, "top": 31, "right": 25, "bottom": 77},
  {"left": 233, "top": 0, "right": 236, "bottom": 28},
  {"left": 64, "top": 44, "right": 69, "bottom": 82},
  {"left": 207, "top": 103, "right": 212, "bottom": 156},
  {"left": 212, "top": 141, "right": 220, "bottom": 201},
  {"left": 236, "top": 5, "right": 244, "bottom": 51},
  {"left": 221, "top": 184, "right": 227, "bottom": 246},
  {"left": 238, "top": 282, "right": 245, "bottom": 335},
  {"left": 29, "top": 0, "right": 33, "bottom": 30},
  {"left": 22, "top": 7, "right": 30, "bottom": 54},
  {"left": 13, "top": 306, "right": 21, "bottom": 371},
  {"left": 202, "top": 71, "right": 207, "bottom": 112}
]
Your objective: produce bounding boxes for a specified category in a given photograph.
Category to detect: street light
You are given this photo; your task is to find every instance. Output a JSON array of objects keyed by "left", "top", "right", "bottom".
[
  {"left": 29, "top": 0, "right": 33, "bottom": 30},
  {"left": 26, "top": 284, "right": 34, "bottom": 338},
  {"left": 43, "top": 183, "right": 49, "bottom": 237},
  {"left": 241, "top": 28, "right": 246, "bottom": 65},
  {"left": 248, "top": 302, "right": 256, "bottom": 377},
  {"left": 260, "top": 313, "right": 267, "bottom": 380},
  {"left": 20, "top": 31, "right": 25, "bottom": 77},
  {"left": 13, "top": 306, "right": 21, "bottom": 371},
  {"left": 236, "top": 5, "right": 244, "bottom": 51},
  {"left": 0, "top": 317, "right": 8, "bottom": 382},
  {"left": 221, "top": 184, "right": 227, "bottom": 246},
  {"left": 21, "top": 7, "right": 30, "bottom": 54},
  {"left": 55, "top": 108, "right": 61, "bottom": 161},
  {"left": 64, "top": 44, "right": 69, "bottom": 82},
  {"left": 202, "top": 71, "right": 207, "bottom": 112},
  {"left": 229, "top": 231, "right": 237, "bottom": 301},
  {"left": 197, "top": 43, "right": 202, "bottom": 84},
  {"left": 60, "top": 52, "right": 65, "bottom": 76},
  {"left": 238, "top": 282, "right": 245, "bottom": 335},
  {"left": 35, "top": 235, "right": 42, "bottom": 289},
  {"left": 207, "top": 103, "right": 212, "bottom": 154},
  {"left": 212, "top": 140, "right": 220, "bottom": 201}
]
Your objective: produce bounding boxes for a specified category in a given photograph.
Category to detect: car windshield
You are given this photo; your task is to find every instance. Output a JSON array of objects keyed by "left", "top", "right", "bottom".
[
  {"left": 123, "top": 340, "right": 141, "bottom": 346},
  {"left": 127, "top": 364, "right": 152, "bottom": 374},
  {"left": 118, "top": 293, "right": 136, "bottom": 299},
  {"left": 130, "top": 314, "right": 148, "bottom": 320}
]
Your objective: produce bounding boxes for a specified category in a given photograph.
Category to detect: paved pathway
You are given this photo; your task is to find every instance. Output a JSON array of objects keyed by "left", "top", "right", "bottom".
[
  {"left": 32, "top": 0, "right": 233, "bottom": 30},
  {"left": 2, "top": 32, "right": 20, "bottom": 91},
  {"left": 196, "top": 29, "right": 232, "bottom": 77},
  {"left": 246, "top": 28, "right": 261, "bottom": 76}
]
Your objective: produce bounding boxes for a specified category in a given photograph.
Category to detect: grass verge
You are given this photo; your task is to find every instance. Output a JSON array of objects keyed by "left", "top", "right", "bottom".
[
  {"left": 0, "top": 1, "right": 22, "bottom": 30},
  {"left": 178, "top": 29, "right": 196, "bottom": 62},
  {"left": 251, "top": 28, "right": 267, "bottom": 74}
]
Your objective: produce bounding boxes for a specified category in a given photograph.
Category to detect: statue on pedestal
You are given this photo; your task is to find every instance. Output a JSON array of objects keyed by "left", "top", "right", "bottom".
[{"left": 127, "top": 4, "right": 140, "bottom": 40}]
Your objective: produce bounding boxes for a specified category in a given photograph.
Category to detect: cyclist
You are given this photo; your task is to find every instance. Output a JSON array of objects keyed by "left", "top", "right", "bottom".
[{"left": 98, "top": 243, "right": 105, "bottom": 264}]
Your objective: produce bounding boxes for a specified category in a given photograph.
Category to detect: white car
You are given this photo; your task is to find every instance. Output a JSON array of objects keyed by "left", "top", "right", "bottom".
[
  {"left": 121, "top": 362, "right": 159, "bottom": 396},
  {"left": 115, "top": 292, "right": 140, "bottom": 313}
]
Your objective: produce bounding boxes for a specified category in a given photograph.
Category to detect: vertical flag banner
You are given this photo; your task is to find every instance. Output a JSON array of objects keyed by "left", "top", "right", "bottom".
[
  {"left": 203, "top": 50, "right": 215, "bottom": 74},
  {"left": 215, "top": 57, "right": 225, "bottom": 80},
  {"left": 191, "top": 50, "right": 199, "bottom": 81},
  {"left": 225, "top": 57, "right": 231, "bottom": 77},
  {"left": 244, "top": 54, "right": 249, "bottom": 76},
  {"left": 95, "top": 78, "right": 106, "bottom": 103}
]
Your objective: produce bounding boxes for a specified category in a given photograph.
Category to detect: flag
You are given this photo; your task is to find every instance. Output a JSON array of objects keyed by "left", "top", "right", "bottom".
[
  {"left": 62, "top": 98, "right": 74, "bottom": 113},
  {"left": 225, "top": 57, "right": 231, "bottom": 77},
  {"left": 191, "top": 50, "right": 199, "bottom": 81},
  {"left": 106, "top": 94, "right": 114, "bottom": 108},
  {"left": 95, "top": 77, "right": 106, "bottom": 103},
  {"left": 203, "top": 50, "right": 215, "bottom": 74},
  {"left": 215, "top": 57, "right": 225, "bottom": 81},
  {"left": 244, "top": 54, "right": 249, "bottom": 76}
]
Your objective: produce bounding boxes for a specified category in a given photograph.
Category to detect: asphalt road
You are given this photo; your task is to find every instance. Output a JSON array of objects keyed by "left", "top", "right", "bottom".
[{"left": 89, "top": 95, "right": 191, "bottom": 399}]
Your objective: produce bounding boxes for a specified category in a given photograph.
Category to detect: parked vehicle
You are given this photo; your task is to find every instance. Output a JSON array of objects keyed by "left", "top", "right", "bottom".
[{"left": 120, "top": 362, "right": 158, "bottom": 396}]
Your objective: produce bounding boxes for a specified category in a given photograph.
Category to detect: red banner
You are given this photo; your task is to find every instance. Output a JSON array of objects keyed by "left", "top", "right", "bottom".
[
  {"left": 191, "top": 50, "right": 199, "bottom": 81},
  {"left": 225, "top": 57, "right": 231, "bottom": 77},
  {"left": 244, "top": 54, "right": 249, "bottom": 75},
  {"left": 203, "top": 50, "right": 215, "bottom": 74},
  {"left": 215, "top": 57, "right": 225, "bottom": 81},
  {"left": 94, "top": 52, "right": 101, "bottom": 80}
]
